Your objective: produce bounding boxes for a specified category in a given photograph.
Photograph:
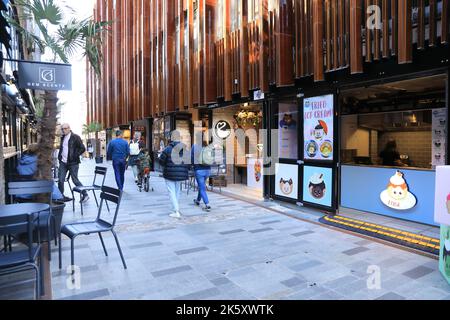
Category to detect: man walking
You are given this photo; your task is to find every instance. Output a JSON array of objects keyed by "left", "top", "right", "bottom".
[
  {"left": 107, "top": 130, "right": 130, "bottom": 191},
  {"left": 159, "top": 131, "right": 188, "bottom": 218},
  {"left": 58, "top": 123, "right": 89, "bottom": 203}
]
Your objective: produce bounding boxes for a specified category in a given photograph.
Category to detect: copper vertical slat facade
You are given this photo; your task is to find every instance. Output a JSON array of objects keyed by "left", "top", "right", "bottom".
[
  {"left": 87, "top": 0, "right": 449, "bottom": 130},
  {"left": 442, "top": 0, "right": 449, "bottom": 44},
  {"left": 429, "top": 0, "right": 436, "bottom": 47},
  {"left": 275, "top": 0, "right": 294, "bottom": 86},
  {"left": 398, "top": 0, "right": 412, "bottom": 64},
  {"left": 204, "top": 0, "right": 218, "bottom": 103},
  {"left": 365, "top": 0, "right": 372, "bottom": 63},
  {"left": 312, "top": 0, "right": 324, "bottom": 81},
  {"left": 350, "top": 0, "right": 363, "bottom": 74},
  {"left": 418, "top": 0, "right": 425, "bottom": 50}
]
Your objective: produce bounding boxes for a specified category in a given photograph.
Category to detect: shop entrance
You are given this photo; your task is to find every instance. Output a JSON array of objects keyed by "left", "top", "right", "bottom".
[
  {"left": 339, "top": 73, "right": 448, "bottom": 226},
  {"left": 211, "top": 102, "right": 264, "bottom": 200},
  {"left": 270, "top": 93, "right": 338, "bottom": 213}
]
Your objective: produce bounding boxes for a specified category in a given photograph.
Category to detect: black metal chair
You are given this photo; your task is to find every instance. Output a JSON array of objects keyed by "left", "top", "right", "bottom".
[
  {"left": 59, "top": 186, "right": 127, "bottom": 270},
  {"left": 185, "top": 169, "right": 197, "bottom": 195},
  {"left": 208, "top": 165, "right": 226, "bottom": 193},
  {"left": 0, "top": 212, "right": 43, "bottom": 299},
  {"left": 72, "top": 166, "right": 109, "bottom": 216},
  {"left": 8, "top": 181, "right": 57, "bottom": 262}
]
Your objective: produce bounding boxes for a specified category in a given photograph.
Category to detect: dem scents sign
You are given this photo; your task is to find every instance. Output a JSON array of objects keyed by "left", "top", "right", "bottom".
[{"left": 18, "top": 61, "right": 72, "bottom": 91}]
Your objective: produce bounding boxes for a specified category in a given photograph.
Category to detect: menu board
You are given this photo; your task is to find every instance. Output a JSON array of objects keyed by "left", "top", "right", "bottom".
[
  {"left": 302, "top": 166, "right": 333, "bottom": 208},
  {"left": 432, "top": 108, "right": 447, "bottom": 167},
  {"left": 247, "top": 158, "right": 263, "bottom": 190},
  {"left": 278, "top": 103, "right": 298, "bottom": 159},
  {"left": 303, "top": 95, "right": 334, "bottom": 161}
]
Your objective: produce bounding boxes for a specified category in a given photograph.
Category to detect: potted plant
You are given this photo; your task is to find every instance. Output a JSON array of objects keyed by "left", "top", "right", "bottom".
[{"left": 88, "top": 121, "right": 104, "bottom": 163}]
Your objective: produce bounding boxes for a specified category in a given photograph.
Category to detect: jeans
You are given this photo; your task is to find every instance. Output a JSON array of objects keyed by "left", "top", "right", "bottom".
[
  {"left": 131, "top": 165, "right": 139, "bottom": 180},
  {"left": 113, "top": 158, "right": 127, "bottom": 191},
  {"left": 195, "top": 169, "right": 210, "bottom": 205},
  {"left": 58, "top": 161, "right": 86, "bottom": 196},
  {"left": 165, "top": 179, "right": 182, "bottom": 213}
]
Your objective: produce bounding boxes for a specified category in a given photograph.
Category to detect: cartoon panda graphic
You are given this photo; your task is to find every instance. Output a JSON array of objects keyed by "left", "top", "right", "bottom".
[{"left": 279, "top": 178, "right": 293, "bottom": 196}]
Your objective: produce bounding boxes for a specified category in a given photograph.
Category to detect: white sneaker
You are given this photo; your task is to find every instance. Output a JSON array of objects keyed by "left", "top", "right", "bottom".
[{"left": 169, "top": 212, "right": 182, "bottom": 219}]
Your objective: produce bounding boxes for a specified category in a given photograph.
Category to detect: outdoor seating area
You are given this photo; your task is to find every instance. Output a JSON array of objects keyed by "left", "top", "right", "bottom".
[{"left": 0, "top": 171, "right": 126, "bottom": 300}]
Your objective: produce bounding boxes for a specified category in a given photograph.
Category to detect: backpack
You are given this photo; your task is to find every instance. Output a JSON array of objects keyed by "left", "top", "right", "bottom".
[
  {"left": 198, "top": 145, "right": 215, "bottom": 165},
  {"left": 130, "top": 141, "right": 140, "bottom": 155}
]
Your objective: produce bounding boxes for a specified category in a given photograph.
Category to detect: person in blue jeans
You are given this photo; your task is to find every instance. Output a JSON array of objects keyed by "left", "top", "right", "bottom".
[
  {"left": 107, "top": 130, "right": 130, "bottom": 191},
  {"left": 159, "top": 131, "right": 189, "bottom": 219},
  {"left": 191, "top": 142, "right": 213, "bottom": 212}
]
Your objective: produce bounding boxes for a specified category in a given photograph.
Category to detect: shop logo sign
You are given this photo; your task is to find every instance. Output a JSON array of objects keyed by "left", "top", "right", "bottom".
[
  {"left": 380, "top": 171, "right": 417, "bottom": 210},
  {"left": 18, "top": 61, "right": 72, "bottom": 91},
  {"left": 40, "top": 68, "right": 56, "bottom": 83},
  {"left": 214, "top": 120, "right": 231, "bottom": 139}
]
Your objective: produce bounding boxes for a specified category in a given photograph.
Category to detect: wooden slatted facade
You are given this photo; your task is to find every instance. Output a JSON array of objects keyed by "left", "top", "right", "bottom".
[{"left": 87, "top": 0, "right": 450, "bottom": 128}]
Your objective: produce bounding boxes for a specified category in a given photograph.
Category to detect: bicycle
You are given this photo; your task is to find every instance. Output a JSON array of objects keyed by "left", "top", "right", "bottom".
[{"left": 138, "top": 168, "right": 154, "bottom": 192}]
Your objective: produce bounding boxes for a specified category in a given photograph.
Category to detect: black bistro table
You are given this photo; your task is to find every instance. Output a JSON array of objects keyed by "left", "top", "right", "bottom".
[
  {"left": 0, "top": 202, "right": 51, "bottom": 297},
  {"left": 0, "top": 203, "right": 50, "bottom": 218},
  {"left": 0, "top": 202, "right": 50, "bottom": 249}
]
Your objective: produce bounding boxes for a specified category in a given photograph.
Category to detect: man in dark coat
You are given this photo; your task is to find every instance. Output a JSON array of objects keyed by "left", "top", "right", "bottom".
[
  {"left": 159, "top": 131, "right": 189, "bottom": 218},
  {"left": 58, "top": 123, "right": 89, "bottom": 202}
]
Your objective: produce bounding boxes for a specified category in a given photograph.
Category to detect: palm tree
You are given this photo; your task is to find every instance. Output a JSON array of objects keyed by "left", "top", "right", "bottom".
[
  {"left": 7, "top": 0, "right": 110, "bottom": 180},
  {"left": 82, "top": 123, "right": 90, "bottom": 141}
]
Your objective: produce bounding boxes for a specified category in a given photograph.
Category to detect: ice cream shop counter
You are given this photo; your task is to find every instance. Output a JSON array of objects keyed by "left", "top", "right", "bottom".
[{"left": 340, "top": 165, "right": 438, "bottom": 226}]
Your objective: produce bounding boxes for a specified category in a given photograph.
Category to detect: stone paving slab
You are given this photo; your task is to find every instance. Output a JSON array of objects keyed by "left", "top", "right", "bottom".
[{"left": 2, "top": 159, "right": 450, "bottom": 300}]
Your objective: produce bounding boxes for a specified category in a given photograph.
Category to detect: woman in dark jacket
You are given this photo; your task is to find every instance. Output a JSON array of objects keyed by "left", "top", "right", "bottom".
[
  {"left": 159, "top": 132, "right": 188, "bottom": 219},
  {"left": 17, "top": 144, "right": 64, "bottom": 201}
]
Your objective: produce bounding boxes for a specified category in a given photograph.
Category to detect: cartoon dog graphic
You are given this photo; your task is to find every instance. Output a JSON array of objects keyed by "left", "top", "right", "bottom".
[{"left": 279, "top": 178, "right": 293, "bottom": 196}]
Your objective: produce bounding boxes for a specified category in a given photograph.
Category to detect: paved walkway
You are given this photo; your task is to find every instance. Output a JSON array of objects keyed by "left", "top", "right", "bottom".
[
  {"left": 2, "top": 159, "right": 449, "bottom": 300},
  {"left": 45, "top": 159, "right": 450, "bottom": 300}
]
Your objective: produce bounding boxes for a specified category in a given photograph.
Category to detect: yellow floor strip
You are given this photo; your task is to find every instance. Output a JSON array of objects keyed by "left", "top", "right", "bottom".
[
  {"left": 332, "top": 215, "right": 438, "bottom": 242},
  {"left": 324, "top": 216, "right": 440, "bottom": 251}
]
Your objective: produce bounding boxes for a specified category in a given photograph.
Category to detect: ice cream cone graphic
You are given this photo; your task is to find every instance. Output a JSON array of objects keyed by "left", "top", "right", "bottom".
[{"left": 380, "top": 170, "right": 417, "bottom": 210}]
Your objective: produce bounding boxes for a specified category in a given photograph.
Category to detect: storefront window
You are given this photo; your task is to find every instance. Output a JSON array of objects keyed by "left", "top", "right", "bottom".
[
  {"left": 340, "top": 74, "right": 447, "bottom": 169},
  {"left": 277, "top": 102, "right": 298, "bottom": 160},
  {"left": 152, "top": 118, "right": 166, "bottom": 153},
  {"left": 176, "top": 119, "right": 192, "bottom": 148},
  {"left": 341, "top": 110, "right": 446, "bottom": 169}
]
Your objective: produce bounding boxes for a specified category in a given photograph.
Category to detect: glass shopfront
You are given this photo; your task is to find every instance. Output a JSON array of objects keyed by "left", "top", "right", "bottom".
[
  {"left": 271, "top": 94, "right": 338, "bottom": 212},
  {"left": 339, "top": 74, "right": 447, "bottom": 226},
  {"left": 212, "top": 103, "right": 264, "bottom": 195}
]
